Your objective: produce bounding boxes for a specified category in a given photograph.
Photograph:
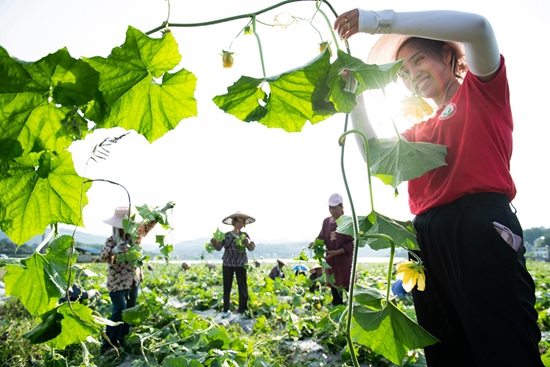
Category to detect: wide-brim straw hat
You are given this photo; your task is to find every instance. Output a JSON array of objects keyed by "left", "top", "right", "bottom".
[
  {"left": 103, "top": 206, "right": 135, "bottom": 229},
  {"left": 276, "top": 259, "right": 287, "bottom": 267},
  {"left": 222, "top": 211, "right": 256, "bottom": 225},
  {"left": 367, "top": 34, "right": 466, "bottom": 74},
  {"left": 309, "top": 265, "right": 323, "bottom": 274}
]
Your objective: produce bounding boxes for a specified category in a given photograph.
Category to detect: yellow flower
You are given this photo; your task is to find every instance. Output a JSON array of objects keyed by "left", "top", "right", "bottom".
[
  {"left": 221, "top": 50, "right": 234, "bottom": 68},
  {"left": 319, "top": 41, "right": 332, "bottom": 57},
  {"left": 399, "top": 95, "right": 434, "bottom": 122},
  {"left": 396, "top": 260, "right": 426, "bottom": 292}
]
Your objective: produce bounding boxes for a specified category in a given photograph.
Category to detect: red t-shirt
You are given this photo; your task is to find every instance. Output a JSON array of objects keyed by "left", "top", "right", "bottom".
[{"left": 401, "top": 56, "right": 516, "bottom": 215}]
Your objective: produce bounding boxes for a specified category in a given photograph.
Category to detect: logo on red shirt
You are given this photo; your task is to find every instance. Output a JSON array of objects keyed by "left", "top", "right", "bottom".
[{"left": 440, "top": 103, "right": 457, "bottom": 120}]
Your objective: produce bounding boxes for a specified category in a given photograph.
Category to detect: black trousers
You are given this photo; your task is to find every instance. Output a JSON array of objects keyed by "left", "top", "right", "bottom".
[
  {"left": 412, "top": 193, "right": 543, "bottom": 367},
  {"left": 222, "top": 266, "right": 248, "bottom": 313},
  {"left": 330, "top": 286, "right": 344, "bottom": 306}
]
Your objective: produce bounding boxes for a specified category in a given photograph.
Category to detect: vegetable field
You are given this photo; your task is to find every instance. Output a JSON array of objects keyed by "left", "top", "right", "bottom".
[{"left": 1, "top": 259, "right": 550, "bottom": 367}]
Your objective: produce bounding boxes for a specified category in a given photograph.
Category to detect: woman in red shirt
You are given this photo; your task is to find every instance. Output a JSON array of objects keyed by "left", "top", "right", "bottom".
[{"left": 334, "top": 9, "right": 542, "bottom": 367}]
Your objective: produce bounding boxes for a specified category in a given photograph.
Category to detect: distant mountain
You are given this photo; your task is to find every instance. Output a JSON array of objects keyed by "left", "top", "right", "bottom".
[
  {"left": 0, "top": 230, "right": 391, "bottom": 260},
  {"left": 169, "top": 238, "right": 391, "bottom": 261}
]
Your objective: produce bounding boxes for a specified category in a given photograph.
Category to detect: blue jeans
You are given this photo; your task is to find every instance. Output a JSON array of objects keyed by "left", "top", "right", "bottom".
[{"left": 101, "top": 285, "right": 138, "bottom": 352}]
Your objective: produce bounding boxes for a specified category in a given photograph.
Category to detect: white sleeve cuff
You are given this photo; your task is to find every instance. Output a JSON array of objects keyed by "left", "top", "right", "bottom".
[{"left": 358, "top": 9, "right": 395, "bottom": 34}]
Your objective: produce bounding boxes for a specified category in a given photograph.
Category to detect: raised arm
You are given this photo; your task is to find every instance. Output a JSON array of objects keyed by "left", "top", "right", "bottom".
[{"left": 335, "top": 9, "right": 500, "bottom": 77}]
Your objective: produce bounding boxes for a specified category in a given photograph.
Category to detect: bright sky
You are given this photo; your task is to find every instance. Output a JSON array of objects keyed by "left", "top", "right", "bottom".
[{"left": 0, "top": 0, "right": 549, "bottom": 245}]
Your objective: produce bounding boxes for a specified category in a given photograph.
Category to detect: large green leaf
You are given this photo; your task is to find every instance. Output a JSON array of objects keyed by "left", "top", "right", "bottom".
[
  {"left": 84, "top": 26, "right": 197, "bottom": 143},
  {"left": 0, "top": 46, "right": 99, "bottom": 156},
  {"left": 122, "top": 304, "right": 151, "bottom": 325},
  {"left": 351, "top": 300, "right": 439, "bottom": 366},
  {"left": 0, "top": 150, "right": 90, "bottom": 244},
  {"left": 213, "top": 49, "right": 336, "bottom": 132},
  {"left": 337, "top": 211, "right": 418, "bottom": 251},
  {"left": 48, "top": 303, "right": 99, "bottom": 349},
  {"left": 327, "top": 50, "right": 402, "bottom": 113},
  {"left": 369, "top": 138, "right": 447, "bottom": 190},
  {"left": 4, "top": 235, "right": 77, "bottom": 316},
  {"left": 23, "top": 303, "right": 100, "bottom": 349},
  {"left": 22, "top": 308, "right": 63, "bottom": 344}
]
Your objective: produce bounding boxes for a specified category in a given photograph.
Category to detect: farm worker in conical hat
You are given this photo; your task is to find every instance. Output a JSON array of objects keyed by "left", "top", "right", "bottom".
[{"left": 210, "top": 211, "right": 256, "bottom": 318}]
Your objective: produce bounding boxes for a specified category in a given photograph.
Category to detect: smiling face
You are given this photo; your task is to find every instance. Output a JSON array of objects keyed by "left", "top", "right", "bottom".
[{"left": 396, "top": 40, "right": 456, "bottom": 107}]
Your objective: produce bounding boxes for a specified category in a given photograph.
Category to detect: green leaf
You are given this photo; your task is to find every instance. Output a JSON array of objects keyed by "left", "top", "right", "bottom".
[
  {"left": 122, "top": 304, "right": 151, "bottom": 325},
  {"left": 351, "top": 301, "right": 439, "bottom": 366},
  {"left": 213, "top": 228, "right": 226, "bottom": 242},
  {"left": 24, "top": 303, "right": 99, "bottom": 349},
  {"left": 353, "top": 283, "right": 385, "bottom": 310},
  {"left": 48, "top": 303, "right": 99, "bottom": 349},
  {"left": 0, "top": 150, "right": 91, "bottom": 244},
  {"left": 84, "top": 26, "right": 197, "bottom": 143},
  {"left": 337, "top": 211, "right": 418, "bottom": 251},
  {"left": 4, "top": 235, "right": 77, "bottom": 316},
  {"left": 327, "top": 50, "right": 402, "bottom": 113},
  {"left": 311, "top": 238, "right": 326, "bottom": 261},
  {"left": 213, "top": 49, "right": 336, "bottom": 132},
  {"left": 162, "top": 357, "right": 191, "bottom": 367},
  {"left": 0, "top": 46, "right": 99, "bottom": 156},
  {"left": 368, "top": 138, "right": 447, "bottom": 190},
  {"left": 22, "top": 308, "right": 63, "bottom": 344},
  {"left": 293, "top": 251, "right": 309, "bottom": 261},
  {"left": 212, "top": 76, "right": 268, "bottom": 122}
]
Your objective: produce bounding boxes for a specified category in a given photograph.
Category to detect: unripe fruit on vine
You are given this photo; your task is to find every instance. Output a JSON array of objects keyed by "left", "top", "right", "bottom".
[{"left": 221, "top": 50, "right": 234, "bottom": 68}]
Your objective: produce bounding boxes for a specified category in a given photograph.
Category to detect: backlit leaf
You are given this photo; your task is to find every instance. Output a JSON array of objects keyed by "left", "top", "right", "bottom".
[
  {"left": 0, "top": 46, "right": 99, "bottom": 156},
  {"left": 369, "top": 138, "right": 447, "bottom": 190},
  {"left": 213, "top": 49, "right": 336, "bottom": 132},
  {"left": 337, "top": 211, "right": 418, "bottom": 251},
  {"left": 84, "top": 26, "right": 197, "bottom": 143},
  {"left": 4, "top": 235, "right": 77, "bottom": 316},
  {"left": 0, "top": 150, "right": 91, "bottom": 244},
  {"left": 327, "top": 50, "right": 402, "bottom": 113}
]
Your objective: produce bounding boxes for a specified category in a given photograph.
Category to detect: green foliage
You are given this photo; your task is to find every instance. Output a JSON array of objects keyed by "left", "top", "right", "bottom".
[
  {"left": 368, "top": 139, "right": 447, "bottom": 191},
  {"left": 24, "top": 302, "right": 99, "bottom": 349},
  {"left": 337, "top": 212, "right": 418, "bottom": 251},
  {"left": 117, "top": 202, "right": 176, "bottom": 266},
  {"left": 326, "top": 49, "right": 402, "bottom": 113},
  {"left": 1, "top": 261, "right": 549, "bottom": 366},
  {"left": 351, "top": 285, "right": 439, "bottom": 365},
  {"left": 213, "top": 228, "right": 226, "bottom": 242},
  {"left": 213, "top": 49, "right": 336, "bottom": 131},
  {"left": 4, "top": 236, "right": 78, "bottom": 316},
  {"left": 311, "top": 238, "right": 326, "bottom": 262},
  {"left": 0, "top": 150, "right": 92, "bottom": 245},
  {"left": 83, "top": 26, "right": 197, "bottom": 143},
  {"left": 0, "top": 1, "right": 459, "bottom": 365},
  {"left": 233, "top": 233, "right": 249, "bottom": 254}
]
